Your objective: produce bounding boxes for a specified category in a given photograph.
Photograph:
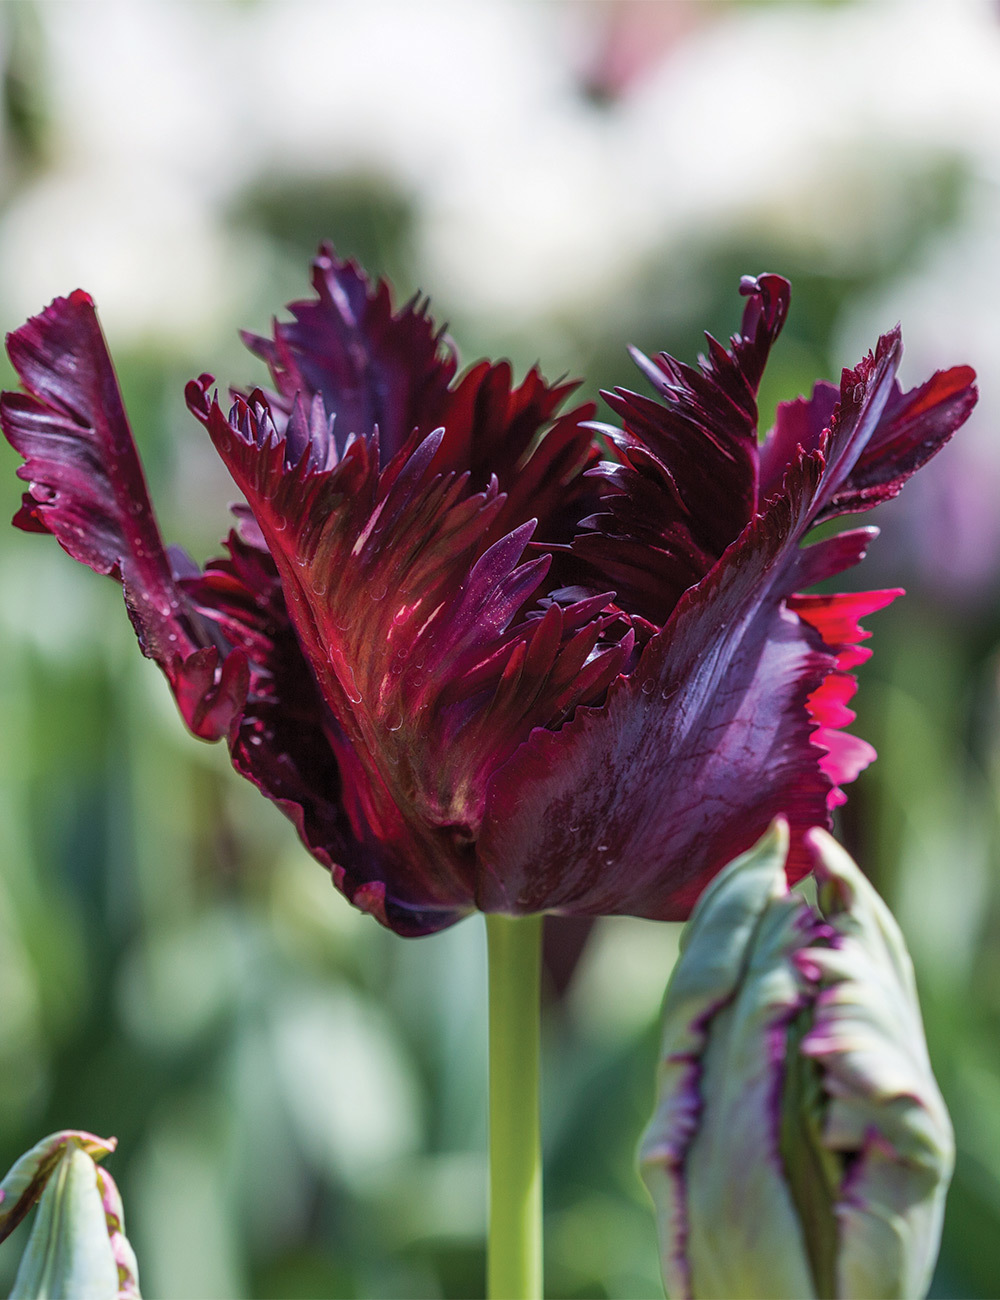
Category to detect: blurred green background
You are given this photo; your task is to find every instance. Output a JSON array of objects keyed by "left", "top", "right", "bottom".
[{"left": 1, "top": 1, "right": 999, "bottom": 1296}]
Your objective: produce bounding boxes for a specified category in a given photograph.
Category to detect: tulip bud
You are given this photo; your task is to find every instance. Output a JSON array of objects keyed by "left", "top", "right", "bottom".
[
  {"left": 0, "top": 1130, "right": 140, "bottom": 1299},
  {"left": 639, "top": 822, "right": 953, "bottom": 1300}
]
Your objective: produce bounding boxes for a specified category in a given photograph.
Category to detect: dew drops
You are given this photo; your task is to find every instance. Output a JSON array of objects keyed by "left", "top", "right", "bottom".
[
  {"left": 342, "top": 665, "right": 363, "bottom": 704},
  {"left": 640, "top": 678, "right": 655, "bottom": 695},
  {"left": 370, "top": 581, "right": 387, "bottom": 601}
]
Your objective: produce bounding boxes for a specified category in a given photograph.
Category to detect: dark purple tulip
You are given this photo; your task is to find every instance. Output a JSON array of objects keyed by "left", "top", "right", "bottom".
[{"left": 1, "top": 249, "right": 976, "bottom": 935}]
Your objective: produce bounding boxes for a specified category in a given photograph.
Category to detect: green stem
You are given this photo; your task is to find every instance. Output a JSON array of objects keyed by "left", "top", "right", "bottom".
[{"left": 486, "top": 912, "right": 543, "bottom": 1300}]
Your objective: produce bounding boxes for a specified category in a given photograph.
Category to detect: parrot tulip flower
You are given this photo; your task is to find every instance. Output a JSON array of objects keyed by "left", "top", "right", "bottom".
[{"left": 1, "top": 248, "right": 976, "bottom": 934}]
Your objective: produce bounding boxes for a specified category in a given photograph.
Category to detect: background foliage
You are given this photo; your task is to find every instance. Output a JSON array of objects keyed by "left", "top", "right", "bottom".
[{"left": 1, "top": 2, "right": 999, "bottom": 1296}]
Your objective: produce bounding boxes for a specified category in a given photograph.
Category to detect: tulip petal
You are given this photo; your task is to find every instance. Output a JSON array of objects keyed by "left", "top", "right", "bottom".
[
  {"left": 638, "top": 826, "right": 792, "bottom": 1300},
  {"left": 188, "top": 381, "right": 623, "bottom": 929},
  {"left": 241, "top": 244, "right": 457, "bottom": 465},
  {"left": 94, "top": 1166, "right": 140, "bottom": 1300},
  {"left": 478, "top": 294, "right": 949, "bottom": 919},
  {"left": 760, "top": 365, "right": 977, "bottom": 516},
  {"left": 639, "top": 821, "right": 819, "bottom": 1300},
  {"left": 801, "top": 830, "right": 954, "bottom": 1300},
  {"left": 187, "top": 521, "right": 471, "bottom": 934},
  {"left": 477, "top": 462, "right": 833, "bottom": 916},
  {"left": 242, "top": 244, "right": 599, "bottom": 548},
  {"left": 1, "top": 295, "right": 248, "bottom": 740},
  {"left": 789, "top": 589, "right": 901, "bottom": 806},
  {"left": 581, "top": 273, "right": 790, "bottom": 624},
  {"left": 8, "top": 1147, "right": 119, "bottom": 1300},
  {"left": 829, "top": 363, "right": 977, "bottom": 516},
  {"left": 642, "top": 828, "right": 952, "bottom": 1300}
]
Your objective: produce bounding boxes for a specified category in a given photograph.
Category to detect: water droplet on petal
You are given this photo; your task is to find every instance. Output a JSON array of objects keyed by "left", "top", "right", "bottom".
[
  {"left": 641, "top": 678, "right": 655, "bottom": 695},
  {"left": 342, "top": 665, "right": 363, "bottom": 704}
]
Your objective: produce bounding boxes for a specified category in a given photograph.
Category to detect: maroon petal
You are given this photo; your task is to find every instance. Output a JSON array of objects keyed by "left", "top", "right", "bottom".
[
  {"left": 477, "top": 288, "right": 976, "bottom": 921},
  {"left": 434, "top": 359, "right": 599, "bottom": 549},
  {"left": 187, "top": 375, "right": 635, "bottom": 926},
  {"left": 187, "top": 522, "right": 466, "bottom": 935},
  {"left": 578, "top": 274, "right": 790, "bottom": 625},
  {"left": 822, "top": 362, "right": 978, "bottom": 517},
  {"left": 476, "top": 460, "right": 838, "bottom": 919},
  {"left": 1, "top": 294, "right": 247, "bottom": 740},
  {"left": 759, "top": 363, "right": 977, "bottom": 515},
  {"left": 242, "top": 244, "right": 457, "bottom": 464},
  {"left": 242, "top": 246, "right": 599, "bottom": 550},
  {"left": 758, "top": 381, "right": 838, "bottom": 503}
]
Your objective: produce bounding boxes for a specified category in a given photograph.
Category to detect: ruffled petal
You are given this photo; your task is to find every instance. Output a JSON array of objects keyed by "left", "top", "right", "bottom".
[
  {"left": 241, "top": 243, "right": 457, "bottom": 465},
  {"left": 478, "top": 284, "right": 976, "bottom": 920},
  {"left": 186, "top": 520, "right": 466, "bottom": 935},
  {"left": 823, "top": 362, "right": 978, "bottom": 518},
  {"left": 477, "top": 459, "right": 836, "bottom": 918},
  {"left": 187, "top": 380, "right": 624, "bottom": 923},
  {"left": 435, "top": 358, "right": 599, "bottom": 552},
  {"left": 759, "top": 363, "right": 977, "bottom": 515},
  {"left": 242, "top": 245, "right": 599, "bottom": 549},
  {"left": 578, "top": 274, "right": 790, "bottom": 625},
  {"left": 788, "top": 590, "right": 900, "bottom": 808},
  {"left": 1, "top": 293, "right": 247, "bottom": 740}
]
